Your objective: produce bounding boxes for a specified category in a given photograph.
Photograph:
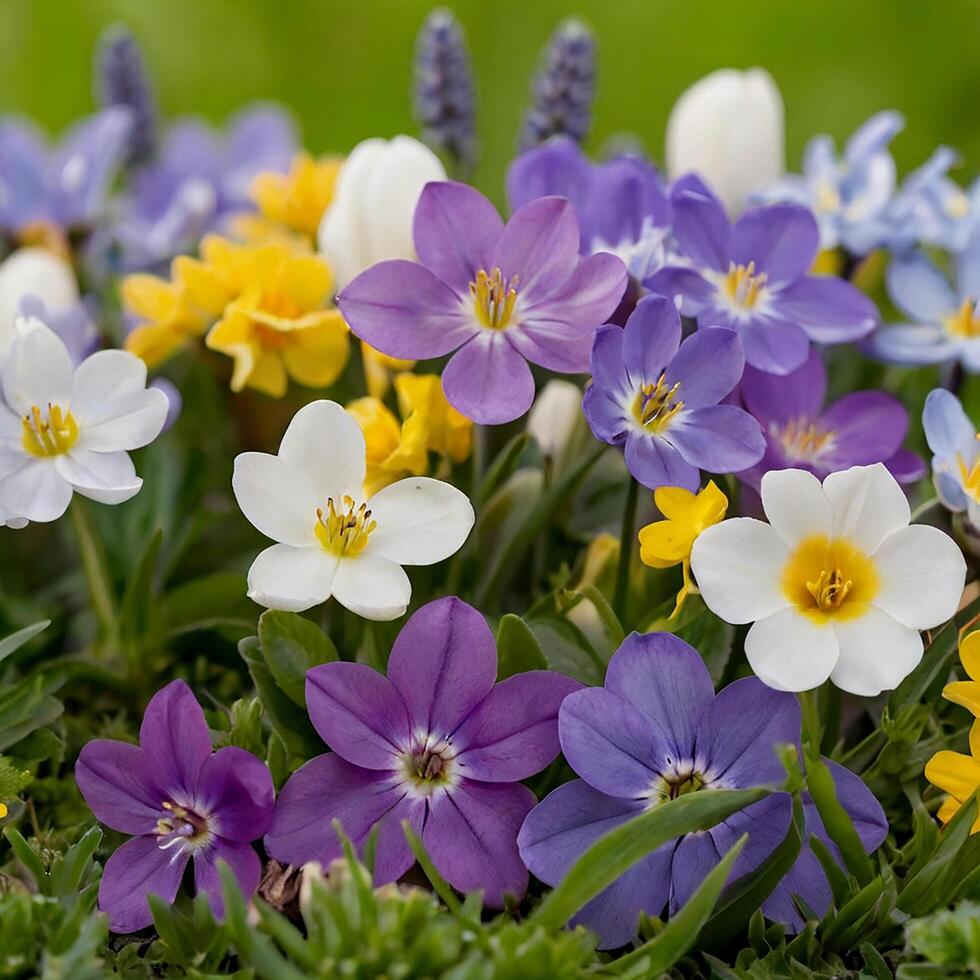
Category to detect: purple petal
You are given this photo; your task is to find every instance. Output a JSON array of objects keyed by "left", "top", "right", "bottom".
[
  {"left": 669, "top": 404, "right": 766, "bottom": 473},
  {"left": 75, "top": 740, "right": 163, "bottom": 835},
  {"left": 886, "top": 251, "right": 956, "bottom": 323},
  {"left": 605, "top": 632, "right": 714, "bottom": 765},
  {"left": 762, "top": 842, "right": 830, "bottom": 930},
  {"left": 809, "top": 758, "right": 887, "bottom": 856},
  {"left": 741, "top": 349, "right": 827, "bottom": 426},
  {"left": 306, "top": 662, "right": 410, "bottom": 770},
  {"left": 884, "top": 449, "right": 927, "bottom": 484},
  {"left": 624, "top": 430, "right": 700, "bottom": 492},
  {"left": 694, "top": 678, "right": 801, "bottom": 787},
  {"left": 139, "top": 680, "right": 213, "bottom": 800},
  {"left": 584, "top": 157, "right": 671, "bottom": 249},
  {"left": 582, "top": 384, "right": 630, "bottom": 445},
  {"left": 193, "top": 838, "right": 261, "bottom": 921},
  {"left": 442, "top": 333, "right": 535, "bottom": 425},
  {"left": 866, "top": 323, "right": 959, "bottom": 366},
  {"left": 264, "top": 753, "right": 422, "bottom": 883},
  {"left": 623, "top": 294, "right": 682, "bottom": 383},
  {"left": 506, "top": 137, "right": 590, "bottom": 216},
  {"left": 453, "top": 671, "right": 582, "bottom": 782},
  {"left": 195, "top": 746, "right": 275, "bottom": 843},
  {"left": 670, "top": 189, "right": 731, "bottom": 272},
  {"left": 387, "top": 596, "right": 497, "bottom": 738},
  {"left": 338, "top": 259, "right": 474, "bottom": 360},
  {"left": 923, "top": 388, "right": 976, "bottom": 457},
  {"left": 413, "top": 181, "right": 503, "bottom": 293},
  {"left": 589, "top": 323, "right": 630, "bottom": 399},
  {"left": 820, "top": 391, "right": 908, "bottom": 467},
  {"left": 644, "top": 267, "right": 716, "bottom": 316},
  {"left": 98, "top": 835, "right": 189, "bottom": 933},
  {"left": 424, "top": 779, "right": 535, "bottom": 907},
  {"left": 741, "top": 318, "right": 811, "bottom": 374},
  {"left": 732, "top": 205, "right": 819, "bottom": 286},
  {"left": 666, "top": 327, "right": 744, "bottom": 408},
  {"left": 775, "top": 276, "right": 879, "bottom": 343}
]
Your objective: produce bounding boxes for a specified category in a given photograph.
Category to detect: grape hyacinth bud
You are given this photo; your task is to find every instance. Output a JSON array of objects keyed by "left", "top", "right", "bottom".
[
  {"left": 95, "top": 25, "right": 157, "bottom": 167},
  {"left": 518, "top": 18, "right": 596, "bottom": 151},
  {"left": 413, "top": 9, "right": 476, "bottom": 176}
]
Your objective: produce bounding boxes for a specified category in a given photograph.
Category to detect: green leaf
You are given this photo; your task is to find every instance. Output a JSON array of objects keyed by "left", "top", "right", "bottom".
[
  {"left": 119, "top": 528, "right": 162, "bottom": 649},
  {"left": 402, "top": 821, "right": 463, "bottom": 915},
  {"left": 496, "top": 613, "right": 547, "bottom": 679},
  {"left": 0, "top": 619, "right": 50, "bottom": 666},
  {"left": 528, "top": 618, "right": 605, "bottom": 685},
  {"left": 3, "top": 826, "right": 46, "bottom": 882},
  {"left": 258, "top": 610, "right": 338, "bottom": 705},
  {"left": 49, "top": 825, "right": 102, "bottom": 896},
  {"left": 0, "top": 755, "right": 32, "bottom": 801},
  {"left": 531, "top": 787, "right": 768, "bottom": 931},
  {"left": 163, "top": 571, "right": 255, "bottom": 635},
  {"left": 479, "top": 432, "right": 529, "bottom": 504}
]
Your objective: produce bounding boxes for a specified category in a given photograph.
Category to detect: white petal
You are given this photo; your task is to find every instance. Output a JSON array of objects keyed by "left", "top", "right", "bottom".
[
  {"left": 247, "top": 544, "right": 339, "bottom": 612},
  {"left": 745, "top": 608, "right": 840, "bottom": 692},
  {"left": 330, "top": 551, "right": 411, "bottom": 621},
  {"left": 690, "top": 518, "right": 791, "bottom": 624},
  {"left": 0, "top": 247, "right": 78, "bottom": 348},
  {"left": 56, "top": 449, "right": 141, "bottom": 505},
  {"left": 823, "top": 463, "right": 910, "bottom": 554},
  {"left": 1, "top": 320, "right": 73, "bottom": 415},
  {"left": 367, "top": 477, "right": 474, "bottom": 566},
  {"left": 760, "top": 468, "right": 832, "bottom": 547},
  {"left": 277, "top": 401, "right": 366, "bottom": 503},
  {"left": 232, "top": 452, "right": 320, "bottom": 546},
  {"left": 830, "top": 608, "right": 923, "bottom": 696},
  {"left": 527, "top": 380, "right": 582, "bottom": 457},
  {"left": 871, "top": 524, "right": 966, "bottom": 629},
  {"left": 0, "top": 456, "right": 72, "bottom": 522}
]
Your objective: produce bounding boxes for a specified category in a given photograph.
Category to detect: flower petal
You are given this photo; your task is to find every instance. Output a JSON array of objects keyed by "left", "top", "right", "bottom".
[
  {"left": 741, "top": 349, "right": 826, "bottom": 426},
  {"left": 665, "top": 327, "right": 744, "bottom": 408},
  {"left": 732, "top": 204, "right": 818, "bottom": 285},
  {"left": 760, "top": 468, "right": 833, "bottom": 548},
  {"left": 820, "top": 392, "right": 908, "bottom": 467},
  {"left": 823, "top": 463, "right": 910, "bottom": 554},
  {"left": 329, "top": 551, "right": 412, "bottom": 621},
  {"left": 0, "top": 457, "right": 72, "bottom": 522},
  {"left": 193, "top": 838, "right": 261, "bottom": 922},
  {"left": 644, "top": 266, "right": 716, "bottom": 316},
  {"left": 925, "top": 749, "right": 980, "bottom": 801},
  {"left": 775, "top": 276, "right": 879, "bottom": 343},
  {"left": 668, "top": 404, "right": 765, "bottom": 473},
  {"left": 886, "top": 251, "right": 956, "bottom": 322},
  {"left": 670, "top": 189, "right": 731, "bottom": 272},
  {"left": 75, "top": 740, "right": 163, "bottom": 835},
  {"left": 625, "top": 430, "right": 700, "bottom": 492},
  {"left": 233, "top": 451, "right": 320, "bottom": 546},
  {"left": 744, "top": 608, "right": 839, "bottom": 692},
  {"left": 741, "top": 318, "right": 811, "bottom": 375},
  {"left": 55, "top": 449, "right": 141, "bottom": 505},
  {"left": 195, "top": 746, "right": 275, "bottom": 843},
  {"left": 623, "top": 293, "right": 682, "bottom": 383},
  {"left": 441, "top": 333, "right": 535, "bottom": 425},
  {"left": 867, "top": 323, "right": 958, "bottom": 366},
  {"left": 1, "top": 320, "right": 72, "bottom": 415},
  {"left": 246, "top": 543, "right": 339, "bottom": 613},
  {"left": 923, "top": 388, "right": 977, "bottom": 459}
]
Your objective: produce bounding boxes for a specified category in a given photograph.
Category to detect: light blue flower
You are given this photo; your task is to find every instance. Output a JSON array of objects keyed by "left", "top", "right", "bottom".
[{"left": 923, "top": 388, "right": 980, "bottom": 527}]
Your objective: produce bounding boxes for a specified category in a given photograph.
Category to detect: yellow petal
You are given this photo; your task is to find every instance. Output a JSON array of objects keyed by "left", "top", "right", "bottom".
[
  {"left": 937, "top": 795, "right": 961, "bottom": 825},
  {"left": 246, "top": 350, "right": 288, "bottom": 397},
  {"left": 173, "top": 256, "right": 233, "bottom": 319},
  {"left": 121, "top": 274, "right": 180, "bottom": 322},
  {"left": 383, "top": 410, "right": 429, "bottom": 476},
  {"left": 972, "top": 720, "right": 980, "bottom": 760},
  {"left": 347, "top": 397, "right": 402, "bottom": 466},
  {"left": 638, "top": 519, "right": 695, "bottom": 567},
  {"left": 925, "top": 749, "right": 980, "bottom": 801},
  {"left": 943, "top": 680, "right": 980, "bottom": 717},
  {"left": 691, "top": 479, "right": 729, "bottom": 530},
  {"left": 961, "top": 629, "right": 980, "bottom": 681},
  {"left": 0, "top": 802, "right": 7, "bottom": 819},
  {"left": 653, "top": 485, "right": 699, "bottom": 523},
  {"left": 124, "top": 322, "right": 189, "bottom": 368},
  {"left": 283, "top": 318, "right": 350, "bottom": 388}
]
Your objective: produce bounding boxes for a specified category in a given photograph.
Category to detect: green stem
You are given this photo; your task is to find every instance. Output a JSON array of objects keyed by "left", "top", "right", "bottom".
[
  {"left": 798, "top": 689, "right": 823, "bottom": 762},
  {"left": 910, "top": 495, "right": 940, "bottom": 523},
  {"left": 613, "top": 477, "right": 640, "bottom": 626},
  {"left": 69, "top": 499, "right": 118, "bottom": 647},
  {"left": 819, "top": 683, "right": 841, "bottom": 755}
]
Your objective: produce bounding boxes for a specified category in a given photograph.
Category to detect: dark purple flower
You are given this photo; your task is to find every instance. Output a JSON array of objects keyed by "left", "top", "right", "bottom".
[
  {"left": 517, "top": 632, "right": 886, "bottom": 948},
  {"left": 646, "top": 177, "right": 879, "bottom": 375},
  {"left": 95, "top": 26, "right": 157, "bottom": 167},
  {"left": 337, "top": 181, "right": 627, "bottom": 425},
  {"left": 582, "top": 294, "right": 765, "bottom": 491},
  {"left": 737, "top": 349, "right": 925, "bottom": 491},
  {"left": 75, "top": 680, "right": 275, "bottom": 933},
  {"left": 265, "top": 597, "right": 581, "bottom": 906}
]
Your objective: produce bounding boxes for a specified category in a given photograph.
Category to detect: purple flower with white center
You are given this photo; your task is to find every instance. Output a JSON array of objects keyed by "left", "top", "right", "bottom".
[
  {"left": 517, "top": 632, "right": 886, "bottom": 948},
  {"left": 737, "top": 349, "right": 925, "bottom": 492},
  {"left": 265, "top": 596, "right": 581, "bottom": 906},
  {"left": 337, "top": 181, "right": 628, "bottom": 425},
  {"left": 922, "top": 388, "right": 980, "bottom": 528},
  {"left": 582, "top": 294, "right": 765, "bottom": 491},
  {"left": 646, "top": 178, "right": 879, "bottom": 375},
  {"left": 75, "top": 680, "right": 275, "bottom": 933}
]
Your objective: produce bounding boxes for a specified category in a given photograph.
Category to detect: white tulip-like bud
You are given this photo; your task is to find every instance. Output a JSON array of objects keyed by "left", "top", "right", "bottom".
[
  {"left": 0, "top": 247, "right": 79, "bottom": 351},
  {"left": 527, "top": 379, "right": 582, "bottom": 458}
]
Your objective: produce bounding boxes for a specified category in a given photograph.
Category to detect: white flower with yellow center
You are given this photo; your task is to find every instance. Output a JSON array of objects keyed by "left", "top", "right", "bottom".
[
  {"left": 232, "top": 400, "right": 474, "bottom": 621},
  {"left": 690, "top": 464, "right": 967, "bottom": 695},
  {"left": 0, "top": 318, "right": 169, "bottom": 523}
]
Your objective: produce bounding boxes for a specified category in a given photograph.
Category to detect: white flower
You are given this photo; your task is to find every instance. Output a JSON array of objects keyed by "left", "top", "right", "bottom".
[
  {"left": 666, "top": 68, "right": 784, "bottom": 214},
  {"left": 690, "top": 464, "right": 966, "bottom": 696},
  {"left": 317, "top": 135, "right": 447, "bottom": 288},
  {"left": 232, "top": 399, "right": 474, "bottom": 621},
  {"left": 527, "top": 380, "right": 582, "bottom": 458},
  {"left": 0, "top": 318, "right": 169, "bottom": 523},
  {"left": 0, "top": 247, "right": 79, "bottom": 351}
]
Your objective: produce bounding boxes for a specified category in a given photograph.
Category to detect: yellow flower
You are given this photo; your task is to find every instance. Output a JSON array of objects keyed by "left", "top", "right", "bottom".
[
  {"left": 394, "top": 373, "right": 472, "bottom": 465},
  {"left": 347, "top": 396, "right": 429, "bottom": 495},
  {"left": 0, "top": 802, "right": 6, "bottom": 819},
  {"left": 925, "top": 724, "right": 980, "bottom": 834},
  {"left": 362, "top": 343, "right": 416, "bottom": 399},
  {"left": 638, "top": 480, "right": 728, "bottom": 617},
  {"left": 943, "top": 628, "right": 980, "bottom": 743},
  {"left": 205, "top": 244, "right": 348, "bottom": 397},
  {"left": 248, "top": 151, "right": 342, "bottom": 241}
]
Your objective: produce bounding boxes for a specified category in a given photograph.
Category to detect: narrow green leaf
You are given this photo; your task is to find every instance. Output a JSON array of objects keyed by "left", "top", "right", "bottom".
[
  {"left": 861, "top": 941, "right": 894, "bottom": 980},
  {"left": 810, "top": 833, "right": 852, "bottom": 907},
  {"left": 496, "top": 613, "right": 548, "bottom": 678},
  {"left": 402, "top": 820, "right": 462, "bottom": 914},
  {"left": 479, "top": 432, "right": 529, "bottom": 504},
  {"left": 119, "top": 528, "right": 163, "bottom": 647},
  {"left": 259, "top": 609, "right": 338, "bottom": 705},
  {"left": 163, "top": 571, "right": 255, "bottom": 636},
  {"left": 563, "top": 585, "right": 625, "bottom": 648},
  {"left": 806, "top": 755, "right": 873, "bottom": 885},
  {"left": 50, "top": 824, "right": 101, "bottom": 896},
  {"left": 0, "top": 619, "right": 50, "bottom": 665},
  {"left": 3, "top": 826, "right": 46, "bottom": 883}
]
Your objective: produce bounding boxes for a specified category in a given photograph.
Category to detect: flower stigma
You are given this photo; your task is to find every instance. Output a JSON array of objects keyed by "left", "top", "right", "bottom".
[
  {"left": 314, "top": 496, "right": 377, "bottom": 556},
  {"left": 944, "top": 298, "right": 980, "bottom": 339},
  {"left": 647, "top": 763, "right": 709, "bottom": 807},
  {"left": 155, "top": 800, "right": 212, "bottom": 851},
  {"left": 632, "top": 373, "right": 684, "bottom": 433},
  {"left": 721, "top": 260, "right": 767, "bottom": 311},
  {"left": 470, "top": 267, "right": 519, "bottom": 330},
  {"left": 956, "top": 434, "right": 980, "bottom": 502},
  {"left": 399, "top": 734, "right": 457, "bottom": 797},
  {"left": 781, "top": 534, "right": 880, "bottom": 622},
  {"left": 777, "top": 418, "right": 835, "bottom": 463},
  {"left": 21, "top": 404, "right": 79, "bottom": 457}
]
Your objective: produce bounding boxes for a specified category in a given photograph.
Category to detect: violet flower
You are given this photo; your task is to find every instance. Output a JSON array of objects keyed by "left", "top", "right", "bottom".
[
  {"left": 338, "top": 181, "right": 627, "bottom": 425},
  {"left": 646, "top": 177, "right": 878, "bottom": 375},
  {"left": 582, "top": 294, "right": 765, "bottom": 490},
  {"left": 265, "top": 596, "right": 581, "bottom": 906},
  {"left": 737, "top": 349, "right": 925, "bottom": 491},
  {"left": 75, "top": 680, "right": 275, "bottom": 933},
  {"left": 517, "top": 632, "right": 886, "bottom": 948},
  {"left": 96, "top": 26, "right": 158, "bottom": 167}
]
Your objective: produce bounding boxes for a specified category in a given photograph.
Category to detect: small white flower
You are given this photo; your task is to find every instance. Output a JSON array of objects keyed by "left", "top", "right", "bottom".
[
  {"left": 0, "top": 319, "right": 169, "bottom": 524},
  {"left": 317, "top": 135, "right": 447, "bottom": 288},
  {"left": 527, "top": 380, "right": 582, "bottom": 458},
  {"left": 691, "top": 464, "right": 966, "bottom": 696},
  {"left": 232, "top": 400, "right": 474, "bottom": 621},
  {"left": 666, "top": 68, "right": 784, "bottom": 214},
  {"left": 0, "top": 247, "right": 79, "bottom": 350}
]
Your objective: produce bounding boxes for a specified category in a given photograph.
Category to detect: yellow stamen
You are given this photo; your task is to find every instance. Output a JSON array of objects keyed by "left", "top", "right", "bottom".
[
  {"left": 21, "top": 403, "right": 79, "bottom": 457},
  {"left": 779, "top": 418, "right": 835, "bottom": 462},
  {"left": 632, "top": 373, "right": 684, "bottom": 433},
  {"left": 815, "top": 182, "right": 841, "bottom": 214},
  {"left": 956, "top": 434, "right": 980, "bottom": 502},
  {"left": 945, "top": 298, "right": 980, "bottom": 338},
  {"left": 782, "top": 534, "right": 879, "bottom": 623},
  {"left": 469, "top": 267, "right": 519, "bottom": 330},
  {"left": 314, "top": 495, "right": 377, "bottom": 557},
  {"left": 722, "top": 260, "right": 767, "bottom": 310},
  {"left": 946, "top": 189, "right": 971, "bottom": 220}
]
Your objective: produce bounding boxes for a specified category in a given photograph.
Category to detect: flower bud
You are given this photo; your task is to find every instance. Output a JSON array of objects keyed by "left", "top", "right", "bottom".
[{"left": 0, "top": 247, "right": 79, "bottom": 350}]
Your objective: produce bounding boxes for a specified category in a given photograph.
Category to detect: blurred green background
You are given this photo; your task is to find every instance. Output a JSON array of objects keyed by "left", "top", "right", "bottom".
[{"left": 2, "top": 0, "right": 980, "bottom": 204}]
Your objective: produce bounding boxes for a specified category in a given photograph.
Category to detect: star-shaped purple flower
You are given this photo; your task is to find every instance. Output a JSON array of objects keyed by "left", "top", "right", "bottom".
[
  {"left": 581, "top": 293, "right": 765, "bottom": 490},
  {"left": 337, "top": 181, "right": 628, "bottom": 425},
  {"left": 647, "top": 177, "right": 879, "bottom": 375},
  {"left": 265, "top": 596, "right": 581, "bottom": 906},
  {"left": 517, "top": 632, "right": 886, "bottom": 948},
  {"left": 75, "top": 680, "right": 275, "bottom": 933},
  {"left": 737, "top": 349, "right": 925, "bottom": 491}
]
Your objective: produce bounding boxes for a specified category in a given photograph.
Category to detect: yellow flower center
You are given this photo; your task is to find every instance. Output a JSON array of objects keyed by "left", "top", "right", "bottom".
[
  {"left": 946, "top": 189, "right": 971, "bottom": 220},
  {"left": 470, "top": 267, "right": 519, "bottom": 330},
  {"left": 21, "top": 404, "right": 79, "bottom": 457},
  {"left": 722, "top": 260, "right": 767, "bottom": 310},
  {"left": 632, "top": 373, "right": 684, "bottom": 432},
  {"left": 944, "top": 298, "right": 980, "bottom": 338},
  {"left": 647, "top": 765, "right": 709, "bottom": 807},
  {"left": 778, "top": 418, "right": 835, "bottom": 463},
  {"left": 155, "top": 801, "right": 211, "bottom": 846},
  {"left": 314, "top": 496, "right": 376, "bottom": 557},
  {"left": 815, "top": 181, "right": 841, "bottom": 214},
  {"left": 782, "top": 534, "right": 879, "bottom": 622},
  {"left": 956, "top": 435, "right": 980, "bottom": 503}
]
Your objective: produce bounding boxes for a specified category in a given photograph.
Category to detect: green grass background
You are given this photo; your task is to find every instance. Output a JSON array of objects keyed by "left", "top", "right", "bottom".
[{"left": 2, "top": 0, "right": 979, "bottom": 204}]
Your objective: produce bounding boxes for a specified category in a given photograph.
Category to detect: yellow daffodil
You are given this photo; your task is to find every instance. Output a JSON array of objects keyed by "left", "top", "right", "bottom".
[
  {"left": 394, "top": 373, "right": 472, "bottom": 465},
  {"left": 362, "top": 342, "right": 416, "bottom": 399},
  {"left": 925, "top": 724, "right": 980, "bottom": 833},
  {"left": 205, "top": 244, "right": 348, "bottom": 397},
  {"left": 347, "top": 396, "right": 429, "bottom": 495},
  {"left": 245, "top": 151, "right": 342, "bottom": 242},
  {"left": 638, "top": 480, "right": 728, "bottom": 617}
]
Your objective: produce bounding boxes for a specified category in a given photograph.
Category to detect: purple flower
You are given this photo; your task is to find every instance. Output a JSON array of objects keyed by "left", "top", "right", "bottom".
[
  {"left": 75, "top": 680, "right": 275, "bottom": 933},
  {"left": 338, "top": 181, "right": 627, "bottom": 425},
  {"left": 646, "top": 178, "right": 879, "bottom": 375},
  {"left": 517, "top": 632, "right": 886, "bottom": 948},
  {"left": 265, "top": 597, "right": 581, "bottom": 906},
  {"left": 582, "top": 294, "right": 765, "bottom": 491},
  {"left": 737, "top": 349, "right": 925, "bottom": 491}
]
